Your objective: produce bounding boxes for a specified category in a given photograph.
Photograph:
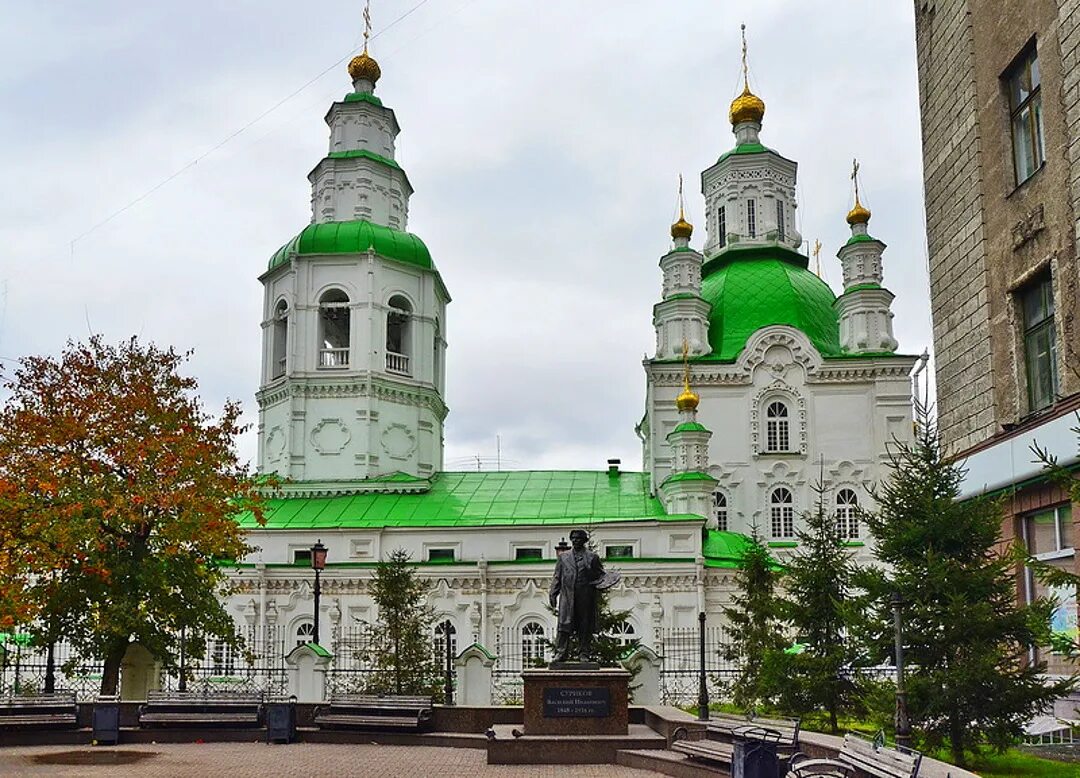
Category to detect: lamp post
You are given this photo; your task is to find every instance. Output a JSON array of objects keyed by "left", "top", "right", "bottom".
[
  {"left": 311, "top": 540, "right": 328, "bottom": 646},
  {"left": 892, "top": 592, "right": 912, "bottom": 749},
  {"left": 555, "top": 537, "right": 571, "bottom": 556},
  {"left": 178, "top": 625, "right": 188, "bottom": 692},
  {"left": 697, "top": 611, "right": 709, "bottom": 721}
]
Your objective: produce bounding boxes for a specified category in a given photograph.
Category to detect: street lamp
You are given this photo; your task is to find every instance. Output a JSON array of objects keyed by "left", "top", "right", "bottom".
[
  {"left": 555, "top": 537, "right": 571, "bottom": 556},
  {"left": 311, "top": 540, "right": 328, "bottom": 646},
  {"left": 891, "top": 592, "right": 912, "bottom": 749},
  {"left": 697, "top": 611, "right": 709, "bottom": 721}
]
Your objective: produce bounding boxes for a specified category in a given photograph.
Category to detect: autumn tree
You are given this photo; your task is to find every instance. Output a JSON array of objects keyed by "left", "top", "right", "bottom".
[{"left": 0, "top": 336, "right": 268, "bottom": 694}]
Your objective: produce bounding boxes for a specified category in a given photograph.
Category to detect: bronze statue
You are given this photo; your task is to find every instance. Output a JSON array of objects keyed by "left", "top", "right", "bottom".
[{"left": 548, "top": 529, "right": 619, "bottom": 663}]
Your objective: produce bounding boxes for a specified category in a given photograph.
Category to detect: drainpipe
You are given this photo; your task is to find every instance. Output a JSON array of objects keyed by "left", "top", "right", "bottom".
[{"left": 911, "top": 348, "right": 930, "bottom": 411}]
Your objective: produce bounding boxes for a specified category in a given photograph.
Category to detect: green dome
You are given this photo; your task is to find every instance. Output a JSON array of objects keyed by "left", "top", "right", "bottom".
[
  {"left": 699, "top": 245, "right": 840, "bottom": 361},
  {"left": 268, "top": 220, "right": 432, "bottom": 272}
]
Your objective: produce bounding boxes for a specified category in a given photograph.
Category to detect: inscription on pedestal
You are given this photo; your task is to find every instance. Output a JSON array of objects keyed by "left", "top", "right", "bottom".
[{"left": 542, "top": 686, "right": 610, "bottom": 717}]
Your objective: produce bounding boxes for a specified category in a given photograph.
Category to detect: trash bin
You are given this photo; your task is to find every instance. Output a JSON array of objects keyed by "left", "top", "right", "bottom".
[
  {"left": 731, "top": 735, "right": 779, "bottom": 778},
  {"left": 92, "top": 696, "right": 120, "bottom": 746},
  {"left": 266, "top": 697, "right": 297, "bottom": 744}
]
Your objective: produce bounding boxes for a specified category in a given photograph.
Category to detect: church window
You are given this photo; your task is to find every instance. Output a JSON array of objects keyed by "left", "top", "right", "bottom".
[
  {"left": 770, "top": 487, "right": 794, "bottom": 538},
  {"left": 714, "top": 490, "right": 728, "bottom": 531},
  {"left": 718, "top": 206, "right": 727, "bottom": 248},
  {"left": 514, "top": 547, "right": 542, "bottom": 561},
  {"left": 272, "top": 300, "right": 288, "bottom": 379},
  {"left": 765, "top": 401, "right": 790, "bottom": 452},
  {"left": 318, "top": 289, "right": 350, "bottom": 368},
  {"left": 209, "top": 639, "right": 237, "bottom": 675},
  {"left": 746, "top": 199, "right": 757, "bottom": 238},
  {"left": 292, "top": 549, "right": 312, "bottom": 565},
  {"left": 1006, "top": 43, "right": 1044, "bottom": 185},
  {"left": 386, "top": 295, "right": 412, "bottom": 376},
  {"left": 521, "top": 621, "right": 546, "bottom": 665},
  {"left": 1021, "top": 274, "right": 1058, "bottom": 412},
  {"left": 433, "top": 620, "right": 457, "bottom": 663},
  {"left": 428, "top": 547, "right": 455, "bottom": 562},
  {"left": 836, "top": 489, "right": 860, "bottom": 539},
  {"left": 605, "top": 544, "right": 634, "bottom": 559},
  {"left": 605, "top": 620, "right": 637, "bottom": 648},
  {"left": 775, "top": 200, "right": 785, "bottom": 242},
  {"left": 295, "top": 621, "right": 315, "bottom": 648},
  {"left": 433, "top": 318, "right": 441, "bottom": 386}
]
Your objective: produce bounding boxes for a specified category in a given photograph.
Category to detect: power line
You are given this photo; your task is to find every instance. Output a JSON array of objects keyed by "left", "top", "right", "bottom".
[{"left": 69, "top": 0, "right": 433, "bottom": 252}]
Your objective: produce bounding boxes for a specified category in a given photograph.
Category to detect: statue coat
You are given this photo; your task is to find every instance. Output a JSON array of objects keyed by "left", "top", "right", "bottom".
[{"left": 549, "top": 548, "right": 604, "bottom": 635}]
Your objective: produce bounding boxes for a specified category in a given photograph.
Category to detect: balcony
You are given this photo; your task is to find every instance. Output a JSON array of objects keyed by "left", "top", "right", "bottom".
[
  {"left": 318, "top": 348, "right": 349, "bottom": 369},
  {"left": 386, "top": 351, "right": 410, "bottom": 376}
]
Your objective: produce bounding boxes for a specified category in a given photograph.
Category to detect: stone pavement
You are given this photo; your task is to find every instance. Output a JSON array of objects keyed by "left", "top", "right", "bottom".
[{"left": 0, "top": 743, "right": 670, "bottom": 778}]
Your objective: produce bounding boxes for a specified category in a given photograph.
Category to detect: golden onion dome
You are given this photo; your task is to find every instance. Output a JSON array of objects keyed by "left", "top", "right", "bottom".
[
  {"left": 846, "top": 200, "right": 872, "bottom": 225},
  {"left": 671, "top": 215, "right": 693, "bottom": 240},
  {"left": 676, "top": 385, "right": 700, "bottom": 412},
  {"left": 729, "top": 85, "right": 765, "bottom": 125},
  {"left": 348, "top": 51, "right": 382, "bottom": 85}
]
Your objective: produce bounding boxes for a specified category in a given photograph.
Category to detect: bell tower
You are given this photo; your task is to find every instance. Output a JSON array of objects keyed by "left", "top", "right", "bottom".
[{"left": 255, "top": 15, "right": 450, "bottom": 488}]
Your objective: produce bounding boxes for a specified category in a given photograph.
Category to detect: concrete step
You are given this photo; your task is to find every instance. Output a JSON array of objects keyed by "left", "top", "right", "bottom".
[
  {"left": 486, "top": 723, "right": 666, "bottom": 764},
  {"left": 617, "top": 748, "right": 730, "bottom": 777}
]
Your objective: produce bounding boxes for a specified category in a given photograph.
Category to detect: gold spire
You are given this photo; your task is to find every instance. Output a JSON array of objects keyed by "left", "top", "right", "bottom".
[
  {"left": 671, "top": 174, "right": 694, "bottom": 240},
  {"left": 348, "top": 0, "right": 382, "bottom": 86},
  {"left": 729, "top": 24, "right": 765, "bottom": 125},
  {"left": 846, "top": 158, "right": 872, "bottom": 225},
  {"left": 675, "top": 340, "right": 700, "bottom": 412}
]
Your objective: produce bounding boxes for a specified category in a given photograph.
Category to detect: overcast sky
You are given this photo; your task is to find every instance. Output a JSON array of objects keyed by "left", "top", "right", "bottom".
[{"left": 2, "top": 1, "right": 928, "bottom": 473}]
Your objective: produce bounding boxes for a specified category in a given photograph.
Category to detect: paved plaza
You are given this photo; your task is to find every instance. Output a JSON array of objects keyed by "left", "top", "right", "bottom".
[{"left": 0, "top": 744, "right": 668, "bottom": 778}]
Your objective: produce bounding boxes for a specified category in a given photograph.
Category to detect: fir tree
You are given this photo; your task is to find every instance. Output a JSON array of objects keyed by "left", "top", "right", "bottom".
[
  {"left": 768, "top": 479, "right": 861, "bottom": 733},
  {"left": 858, "top": 409, "right": 1074, "bottom": 766},
  {"left": 364, "top": 549, "right": 442, "bottom": 698},
  {"left": 721, "top": 529, "right": 785, "bottom": 710}
]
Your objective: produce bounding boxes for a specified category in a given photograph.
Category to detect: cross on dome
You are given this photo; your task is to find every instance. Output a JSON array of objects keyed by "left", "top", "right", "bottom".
[
  {"left": 671, "top": 174, "right": 693, "bottom": 241},
  {"left": 675, "top": 340, "right": 700, "bottom": 412},
  {"left": 729, "top": 24, "right": 765, "bottom": 126},
  {"left": 847, "top": 157, "right": 871, "bottom": 225},
  {"left": 348, "top": 0, "right": 382, "bottom": 88}
]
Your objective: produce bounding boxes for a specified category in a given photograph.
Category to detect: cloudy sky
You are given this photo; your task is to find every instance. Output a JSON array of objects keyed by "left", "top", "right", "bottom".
[{"left": 2, "top": 1, "right": 929, "bottom": 473}]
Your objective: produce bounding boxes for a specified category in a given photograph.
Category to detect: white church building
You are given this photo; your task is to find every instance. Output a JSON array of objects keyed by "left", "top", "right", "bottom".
[{"left": 225, "top": 41, "right": 917, "bottom": 667}]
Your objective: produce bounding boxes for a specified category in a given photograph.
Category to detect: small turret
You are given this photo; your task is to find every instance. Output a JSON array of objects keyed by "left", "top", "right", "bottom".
[
  {"left": 653, "top": 176, "right": 711, "bottom": 359},
  {"left": 659, "top": 343, "right": 717, "bottom": 522}
]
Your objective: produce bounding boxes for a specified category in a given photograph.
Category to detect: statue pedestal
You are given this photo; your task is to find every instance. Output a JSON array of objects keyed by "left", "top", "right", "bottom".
[{"left": 521, "top": 667, "right": 630, "bottom": 736}]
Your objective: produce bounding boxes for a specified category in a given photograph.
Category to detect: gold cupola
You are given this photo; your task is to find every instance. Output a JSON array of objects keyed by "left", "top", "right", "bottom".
[
  {"left": 671, "top": 173, "right": 694, "bottom": 240},
  {"left": 846, "top": 158, "right": 871, "bottom": 225},
  {"left": 348, "top": 51, "right": 381, "bottom": 86},
  {"left": 675, "top": 341, "right": 700, "bottom": 412},
  {"left": 729, "top": 24, "right": 765, "bottom": 126}
]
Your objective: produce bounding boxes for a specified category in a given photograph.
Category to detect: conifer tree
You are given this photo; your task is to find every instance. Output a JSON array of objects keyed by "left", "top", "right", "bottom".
[
  {"left": 365, "top": 549, "right": 442, "bottom": 698},
  {"left": 721, "top": 529, "right": 785, "bottom": 710},
  {"left": 768, "top": 480, "right": 860, "bottom": 732},
  {"left": 858, "top": 409, "right": 1074, "bottom": 766}
]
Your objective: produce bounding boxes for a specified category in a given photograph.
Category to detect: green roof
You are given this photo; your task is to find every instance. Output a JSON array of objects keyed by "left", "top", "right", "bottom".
[
  {"left": 716, "top": 143, "right": 772, "bottom": 163},
  {"left": 268, "top": 220, "right": 432, "bottom": 272},
  {"left": 844, "top": 232, "right": 881, "bottom": 246},
  {"left": 702, "top": 530, "right": 755, "bottom": 568},
  {"left": 240, "top": 471, "right": 699, "bottom": 530},
  {"left": 670, "top": 422, "right": 709, "bottom": 433},
  {"left": 697, "top": 245, "right": 841, "bottom": 361},
  {"left": 326, "top": 149, "right": 401, "bottom": 169},
  {"left": 343, "top": 91, "right": 384, "bottom": 107},
  {"left": 660, "top": 471, "right": 716, "bottom": 486}
]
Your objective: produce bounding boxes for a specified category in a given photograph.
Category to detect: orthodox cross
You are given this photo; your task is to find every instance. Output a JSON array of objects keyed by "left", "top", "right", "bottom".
[
  {"left": 677, "top": 174, "right": 686, "bottom": 221},
  {"left": 363, "top": 0, "right": 372, "bottom": 53},
  {"left": 740, "top": 24, "right": 750, "bottom": 88},
  {"left": 681, "top": 339, "right": 692, "bottom": 390},
  {"left": 812, "top": 239, "right": 822, "bottom": 277},
  {"left": 851, "top": 158, "right": 862, "bottom": 205}
]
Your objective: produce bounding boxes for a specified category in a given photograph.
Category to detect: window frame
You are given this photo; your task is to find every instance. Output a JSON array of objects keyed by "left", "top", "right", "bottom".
[
  {"left": 769, "top": 486, "right": 795, "bottom": 538},
  {"left": 272, "top": 300, "right": 289, "bottom": 379},
  {"left": 713, "top": 490, "right": 729, "bottom": 532},
  {"left": 775, "top": 199, "right": 785, "bottom": 243},
  {"left": 746, "top": 199, "right": 757, "bottom": 239},
  {"left": 764, "top": 401, "right": 791, "bottom": 453},
  {"left": 835, "top": 488, "right": 860, "bottom": 540},
  {"left": 1020, "top": 274, "right": 1058, "bottom": 412},
  {"left": 718, "top": 205, "right": 727, "bottom": 248},
  {"left": 1023, "top": 503, "right": 1073, "bottom": 560},
  {"left": 520, "top": 620, "right": 546, "bottom": 665},
  {"left": 604, "top": 544, "right": 635, "bottom": 560},
  {"left": 1006, "top": 42, "right": 1045, "bottom": 185},
  {"left": 317, "top": 288, "right": 351, "bottom": 369}
]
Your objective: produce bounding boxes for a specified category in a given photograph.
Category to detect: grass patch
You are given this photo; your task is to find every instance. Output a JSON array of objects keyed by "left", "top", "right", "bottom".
[{"left": 929, "top": 748, "right": 1080, "bottom": 778}]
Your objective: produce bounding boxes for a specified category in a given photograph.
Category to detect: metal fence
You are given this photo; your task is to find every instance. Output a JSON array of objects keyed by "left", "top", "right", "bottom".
[{"left": 0, "top": 640, "right": 109, "bottom": 699}]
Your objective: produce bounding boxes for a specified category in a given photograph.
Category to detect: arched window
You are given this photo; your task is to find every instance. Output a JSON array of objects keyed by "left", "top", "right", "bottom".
[
  {"left": 836, "top": 489, "right": 860, "bottom": 539},
  {"left": 714, "top": 490, "right": 728, "bottom": 532},
  {"left": 432, "top": 318, "right": 441, "bottom": 387},
  {"left": 272, "top": 300, "right": 289, "bottom": 379},
  {"left": 318, "top": 289, "right": 350, "bottom": 368},
  {"left": 521, "top": 621, "right": 546, "bottom": 666},
  {"left": 606, "top": 620, "right": 637, "bottom": 648},
  {"left": 433, "top": 620, "right": 457, "bottom": 664},
  {"left": 765, "top": 401, "right": 790, "bottom": 452},
  {"left": 770, "top": 487, "right": 795, "bottom": 538},
  {"left": 386, "top": 295, "right": 412, "bottom": 375},
  {"left": 209, "top": 639, "right": 237, "bottom": 675},
  {"left": 295, "top": 621, "right": 315, "bottom": 648}
]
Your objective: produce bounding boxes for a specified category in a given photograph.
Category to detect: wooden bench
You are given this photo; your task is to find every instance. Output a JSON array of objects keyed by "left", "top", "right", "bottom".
[
  {"left": 138, "top": 690, "right": 263, "bottom": 727},
  {"left": 314, "top": 694, "right": 433, "bottom": 731},
  {"left": 670, "top": 711, "right": 801, "bottom": 767},
  {"left": 789, "top": 733, "right": 922, "bottom": 778},
  {"left": 0, "top": 693, "right": 79, "bottom": 730}
]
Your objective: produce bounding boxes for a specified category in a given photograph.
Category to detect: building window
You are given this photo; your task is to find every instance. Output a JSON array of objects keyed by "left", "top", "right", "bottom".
[
  {"left": 433, "top": 620, "right": 457, "bottom": 663},
  {"left": 295, "top": 621, "right": 315, "bottom": 648},
  {"left": 521, "top": 621, "right": 546, "bottom": 666},
  {"left": 770, "top": 487, "right": 795, "bottom": 538},
  {"left": 433, "top": 319, "right": 441, "bottom": 386},
  {"left": 428, "top": 548, "right": 455, "bottom": 563},
  {"left": 209, "top": 639, "right": 237, "bottom": 675},
  {"left": 606, "top": 620, "right": 637, "bottom": 648},
  {"left": 836, "top": 489, "right": 860, "bottom": 539},
  {"left": 386, "top": 295, "right": 412, "bottom": 376},
  {"left": 765, "top": 401, "right": 790, "bottom": 452},
  {"left": 292, "top": 549, "right": 312, "bottom": 566},
  {"left": 718, "top": 206, "right": 727, "bottom": 248},
  {"left": 1021, "top": 275, "right": 1058, "bottom": 411},
  {"left": 746, "top": 199, "right": 756, "bottom": 238},
  {"left": 605, "top": 544, "right": 634, "bottom": 559},
  {"left": 714, "top": 490, "right": 728, "bottom": 532},
  {"left": 1007, "top": 44, "right": 1045, "bottom": 185},
  {"left": 514, "top": 547, "right": 542, "bottom": 561},
  {"left": 1025, "top": 504, "right": 1073, "bottom": 557},
  {"left": 775, "top": 200, "right": 785, "bottom": 243},
  {"left": 272, "top": 300, "right": 288, "bottom": 379},
  {"left": 318, "top": 289, "right": 350, "bottom": 368}
]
